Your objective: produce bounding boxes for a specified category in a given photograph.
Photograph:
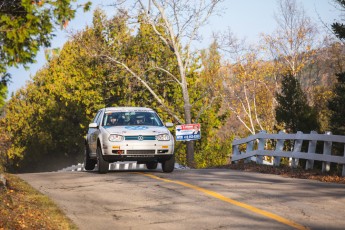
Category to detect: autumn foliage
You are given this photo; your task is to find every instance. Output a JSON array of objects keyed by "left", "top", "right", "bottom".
[{"left": 0, "top": 0, "right": 345, "bottom": 172}]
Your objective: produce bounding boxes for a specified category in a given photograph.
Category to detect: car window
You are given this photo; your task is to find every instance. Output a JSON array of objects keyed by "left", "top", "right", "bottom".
[
  {"left": 92, "top": 110, "right": 102, "bottom": 123},
  {"left": 102, "top": 111, "right": 163, "bottom": 126},
  {"left": 95, "top": 110, "right": 104, "bottom": 126}
]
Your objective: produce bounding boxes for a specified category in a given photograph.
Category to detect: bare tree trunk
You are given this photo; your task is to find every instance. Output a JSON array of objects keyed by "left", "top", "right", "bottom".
[
  {"left": 182, "top": 91, "right": 194, "bottom": 166},
  {"left": 178, "top": 49, "right": 194, "bottom": 166},
  {"left": 186, "top": 141, "right": 194, "bottom": 167}
]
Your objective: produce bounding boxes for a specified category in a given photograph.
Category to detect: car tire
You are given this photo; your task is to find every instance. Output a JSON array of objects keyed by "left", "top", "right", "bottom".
[
  {"left": 84, "top": 147, "right": 96, "bottom": 171},
  {"left": 146, "top": 162, "right": 158, "bottom": 170},
  {"left": 162, "top": 155, "right": 175, "bottom": 173},
  {"left": 97, "top": 146, "right": 109, "bottom": 174}
]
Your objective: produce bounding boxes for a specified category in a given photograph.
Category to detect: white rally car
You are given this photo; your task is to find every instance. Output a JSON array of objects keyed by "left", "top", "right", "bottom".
[{"left": 84, "top": 107, "right": 175, "bottom": 173}]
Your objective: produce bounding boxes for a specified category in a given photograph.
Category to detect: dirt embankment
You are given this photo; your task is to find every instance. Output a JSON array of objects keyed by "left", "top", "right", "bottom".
[{"left": 218, "top": 162, "right": 345, "bottom": 184}]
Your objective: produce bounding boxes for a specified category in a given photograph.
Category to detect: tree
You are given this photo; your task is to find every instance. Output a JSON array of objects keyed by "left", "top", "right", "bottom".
[
  {"left": 1, "top": 36, "right": 107, "bottom": 172},
  {"left": 192, "top": 41, "right": 231, "bottom": 167},
  {"left": 0, "top": 0, "right": 91, "bottom": 73},
  {"left": 332, "top": 0, "right": 345, "bottom": 40},
  {"left": 328, "top": 72, "right": 345, "bottom": 135},
  {"left": 0, "top": 73, "right": 10, "bottom": 113},
  {"left": 275, "top": 74, "right": 319, "bottom": 133},
  {"left": 87, "top": 0, "right": 223, "bottom": 167},
  {"left": 297, "top": 0, "right": 345, "bottom": 133},
  {"left": 222, "top": 50, "right": 277, "bottom": 135},
  {"left": 328, "top": 1, "right": 345, "bottom": 135},
  {"left": 262, "top": 0, "right": 318, "bottom": 77},
  {"left": 0, "top": 0, "right": 91, "bottom": 114}
]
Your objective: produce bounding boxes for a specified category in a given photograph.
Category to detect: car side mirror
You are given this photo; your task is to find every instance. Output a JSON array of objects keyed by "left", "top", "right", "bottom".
[
  {"left": 89, "top": 122, "right": 98, "bottom": 128},
  {"left": 165, "top": 122, "right": 174, "bottom": 128}
]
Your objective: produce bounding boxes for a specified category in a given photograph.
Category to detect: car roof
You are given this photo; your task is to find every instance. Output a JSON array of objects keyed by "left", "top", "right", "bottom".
[{"left": 103, "top": 107, "right": 155, "bottom": 113}]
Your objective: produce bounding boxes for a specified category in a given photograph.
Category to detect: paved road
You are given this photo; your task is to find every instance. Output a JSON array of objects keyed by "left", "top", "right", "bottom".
[{"left": 19, "top": 169, "right": 345, "bottom": 230}]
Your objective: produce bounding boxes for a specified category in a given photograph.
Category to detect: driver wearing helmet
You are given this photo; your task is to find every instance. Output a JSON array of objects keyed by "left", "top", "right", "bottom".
[
  {"left": 135, "top": 115, "right": 145, "bottom": 125},
  {"left": 107, "top": 115, "right": 118, "bottom": 126}
]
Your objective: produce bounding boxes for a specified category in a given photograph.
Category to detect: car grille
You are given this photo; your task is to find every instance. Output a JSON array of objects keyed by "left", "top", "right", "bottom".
[
  {"left": 124, "top": 135, "right": 156, "bottom": 141},
  {"left": 127, "top": 150, "right": 155, "bottom": 155}
]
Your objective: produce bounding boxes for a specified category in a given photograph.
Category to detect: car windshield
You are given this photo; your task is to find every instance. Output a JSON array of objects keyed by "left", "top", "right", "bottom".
[{"left": 102, "top": 111, "right": 164, "bottom": 127}]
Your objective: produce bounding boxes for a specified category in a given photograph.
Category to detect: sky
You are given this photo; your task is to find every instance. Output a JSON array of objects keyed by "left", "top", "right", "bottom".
[{"left": 6, "top": 0, "right": 340, "bottom": 98}]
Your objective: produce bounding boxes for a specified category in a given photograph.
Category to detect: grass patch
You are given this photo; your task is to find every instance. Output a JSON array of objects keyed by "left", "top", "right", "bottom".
[{"left": 0, "top": 173, "right": 78, "bottom": 230}]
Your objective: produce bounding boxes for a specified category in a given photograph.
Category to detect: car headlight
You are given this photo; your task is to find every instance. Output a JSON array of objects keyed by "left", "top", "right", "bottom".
[
  {"left": 156, "top": 133, "right": 170, "bottom": 141},
  {"left": 109, "top": 134, "right": 124, "bottom": 142}
]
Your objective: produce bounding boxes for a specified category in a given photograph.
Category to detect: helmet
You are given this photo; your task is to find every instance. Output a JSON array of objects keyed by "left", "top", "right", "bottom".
[{"left": 136, "top": 115, "right": 144, "bottom": 124}]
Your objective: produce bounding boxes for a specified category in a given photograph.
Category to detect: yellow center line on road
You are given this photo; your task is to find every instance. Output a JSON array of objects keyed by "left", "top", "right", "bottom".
[{"left": 137, "top": 172, "right": 309, "bottom": 230}]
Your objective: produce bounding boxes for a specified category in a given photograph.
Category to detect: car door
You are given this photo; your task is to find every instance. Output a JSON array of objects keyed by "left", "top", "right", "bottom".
[{"left": 88, "top": 110, "right": 104, "bottom": 155}]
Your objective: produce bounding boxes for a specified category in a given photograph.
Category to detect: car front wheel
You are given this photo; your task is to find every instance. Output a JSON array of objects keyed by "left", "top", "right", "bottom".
[
  {"left": 162, "top": 155, "right": 175, "bottom": 173},
  {"left": 146, "top": 162, "right": 158, "bottom": 170},
  {"left": 97, "top": 146, "right": 109, "bottom": 174},
  {"left": 84, "top": 147, "right": 96, "bottom": 171}
]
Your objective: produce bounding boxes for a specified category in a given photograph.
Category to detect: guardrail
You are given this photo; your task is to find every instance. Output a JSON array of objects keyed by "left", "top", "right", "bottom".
[{"left": 231, "top": 131, "right": 345, "bottom": 176}]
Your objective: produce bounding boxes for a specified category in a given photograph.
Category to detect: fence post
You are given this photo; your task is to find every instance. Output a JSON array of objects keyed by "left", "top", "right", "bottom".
[
  {"left": 232, "top": 139, "right": 240, "bottom": 164},
  {"left": 322, "top": 131, "right": 332, "bottom": 173},
  {"left": 291, "top": 131, "right": 303, "bottom": 168},
  {"left": 273, "top": 131, "right": 285, "bottom": 166},
  {"left": 306, "top": 131, "right": 317, "bottom": 170},
  {"left": 256, "top": 131, "right": 266, "bottom": 165},
  {"left": 245, "top": 140, "right": 254, "bottom": 163}
]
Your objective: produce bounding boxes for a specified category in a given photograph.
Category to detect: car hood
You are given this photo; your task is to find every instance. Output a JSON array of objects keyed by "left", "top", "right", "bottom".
[{"left": 103, "top": 126, "right": 170, "bottom": 135}]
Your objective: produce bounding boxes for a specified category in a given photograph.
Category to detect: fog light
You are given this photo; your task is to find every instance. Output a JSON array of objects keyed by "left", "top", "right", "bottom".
[{"left": 112, "top": 150, "right": 124, "bottom": 154}]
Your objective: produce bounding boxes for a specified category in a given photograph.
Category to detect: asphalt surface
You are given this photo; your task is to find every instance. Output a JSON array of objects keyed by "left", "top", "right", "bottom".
[{"left": 19, "top": 168, "right": 345, "bottom": 230}]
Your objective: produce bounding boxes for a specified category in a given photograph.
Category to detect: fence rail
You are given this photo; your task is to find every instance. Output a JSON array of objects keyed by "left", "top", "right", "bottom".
[{"left": 231, "top": 131, "right": 345, "bottom": 176}]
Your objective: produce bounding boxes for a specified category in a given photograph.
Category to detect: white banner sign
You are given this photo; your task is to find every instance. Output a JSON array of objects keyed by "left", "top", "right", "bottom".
[{"left": 176, "top": 123, "right": 201, "bottom": 141}]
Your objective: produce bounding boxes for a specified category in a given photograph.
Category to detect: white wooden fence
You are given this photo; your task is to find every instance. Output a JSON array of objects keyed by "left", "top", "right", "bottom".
[{"left": 232, "top": 131, "right": 345, "bottom": 176}]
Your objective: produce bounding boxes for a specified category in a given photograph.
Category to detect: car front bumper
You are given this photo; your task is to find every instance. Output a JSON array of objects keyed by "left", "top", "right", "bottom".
[{"left": 101, "top": 139, "right": 174, "bottom": 163}]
